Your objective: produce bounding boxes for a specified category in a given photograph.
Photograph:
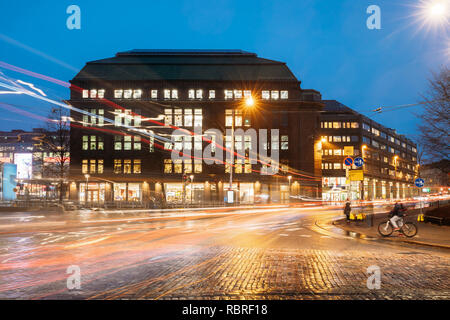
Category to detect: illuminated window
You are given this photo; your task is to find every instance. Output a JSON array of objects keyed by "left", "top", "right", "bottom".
[
  {"left": 164, "top": 89, "right": 171, "bottom": 99},
  {"left": 82, "top": 160, "right": 88, "bottom": 173},
  {"left": 351, "top": 122, "right": 359, "bottom": 128},
  {"left": 174, "top": 160, "right": 182, "bottom": 173},
  {"left": 82, "top": 136, "right": 89, "bottom": 150},
  {"left": 281, "top": 90, "right": 288, "bottom": 99},
  {"left": 134, "top": 136, "right": 141, "bottom": 150},
  {"left": 184, "top": 136, "right": 192, "bottom": 150},
  {"left": 133, "top": 159, "right": 141, "bottom": 174},
  {"left": 244, "top": 159, "right": 252, "bottom": 173},
  {"left": 194, "top": 109, "right": 202, "bottom": 127},
  {"left": 262, "top": 91, "right": 270, "bottom": 100},
  {"left": 151, "top": 90, "right": 158, "bottom": 99},
  {"left": 114, "top": 136, "right": 122, "bottom": 150},
  {"left": 172, "top": 89, "right": 178, "bottom": 99},
  {"left": 224, "top": 90, "right": 233, "bottom": 99},
  {"left": 333, "top": 122, "right": 341, "bottom": 129},
  {"left": 124, "top": 89, "right": 132, "bottom": 99},
  {"left": 98, "top": 160, "right": 104, "bottom": 174},
  {"left": 114, "top": 89, "right": 123, "bottom": 99},
  {"left": 271, "top": 134, "right": 279, "bottom": 150},
  {"left": 89, "top": 159, "right": 96, "bottom": 173},
  {"left": 174, "top": 109, "right": 183, "bottom": 126},
  {"left": 90, "top": 89, "right": 97, "bottom": 98},
  {"left": 114, "top": 159, "right": 122, "bottom": 174},
  {"left": 188, "top": 89, "right": 195, "bottom": 99},
  {"left": 209, "top": 90, "right": 215, "bottom": 99},
  {"left": 124, "top": 159, "right": 132, "bottom": 174},
  {"left": 184, "top": 109, "right": 193, "bottom": 126},
  {"left": 243, "top": 90, "right": 251, "bottom": 98},
  {"left": 194, "top": 135, "right": 202, "bottom": 150},
  {"left": 194, "top": 160, "right": 202, "bottom": 173},
  {"left": 196, "top": 89, "right": 203, "bottom": 99},
  {"left": 98, "top": 109, "right": 104, "bottom": 126},
  {"left": 281, "top": 135, "right": 289, "bottom": 150},
  {"left": 271, "top": 90, "right": 279, "bottom": 100},
  {"left": 334, "top": 163, "right": 341, "bottom": 169},
  {"left": 133, "top": 89, "right": 142, "bottom": 99},
  {"left": 148, "top": 130, "right": 154, "bottom": 152},
  {"left": 184, "top": 159, "right": 192, "bottom": 173},
  {"left": 235, "top": 159, "right": 243, "bottom": 173},
  {"left": 164, "top": 109, "right": 172, "bottom": 125},
  {"left": 124, "top": 136, "right": 132, "bottom": 150},
  {"left": 82, "top": 90, "right": 89, "bottom": 98},
  {"left": 164, "top": 159, "right": 172, "bottom": 173},
  {"left": 234, "top": 110, "right": 242, "bottom": 127},
  {"left": 225, "top": 109, "right": 233, "bottom": 127},
  {"left": 174, "top": 135, "right": 183, "bottom": 150},
  {"left": 98, "top": 89, "right": 105, "bottom": 99},
  {"left": 234, "top": 90, "right": 242, "bottom": 99}
]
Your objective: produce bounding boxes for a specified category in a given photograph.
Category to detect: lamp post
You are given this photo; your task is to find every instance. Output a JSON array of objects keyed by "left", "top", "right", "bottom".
[
  {"left": 288, "top": 176, "right": 292, "bottom": 203},
  {"left": 190, "top": 174, "right": 194, "bottom": 205},
  {"left": 228, "top": 96, "right": 255, "bottom": 203},
  {"left": 361, "top": 145, "right": 368, "bottom": 201},
  {"left": 84, "top": 174, "right": 90, "bottom": 203}
]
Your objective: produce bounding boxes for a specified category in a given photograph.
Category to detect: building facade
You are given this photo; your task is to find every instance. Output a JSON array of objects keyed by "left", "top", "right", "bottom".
[
  {"left": 68, "top": 49, "right": 323, "bottom": 206},
  {"left": 0, "top": 128, "right": 68, "bottom": 200},
  {"left": 319, "top": 100, "right": 419, "bottom": 201}
]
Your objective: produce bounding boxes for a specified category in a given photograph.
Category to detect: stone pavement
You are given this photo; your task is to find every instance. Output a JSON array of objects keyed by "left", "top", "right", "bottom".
[
  {"left": 2, "top": 246, "right": 449, "bottom": 300},
  {"left": 334, "top": 212, "right": 450, "bottom": 248}
]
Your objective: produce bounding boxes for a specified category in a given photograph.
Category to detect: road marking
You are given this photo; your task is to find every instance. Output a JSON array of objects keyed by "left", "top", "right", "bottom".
[
  {"left": 298, "top": 235, "right": 311, "bottom": 238},
  {"left": 279, "top": 234, "right": 289, "bottom": 237},
  {"left": 286, "top": 228, "right": 303, "bottom": 231}
]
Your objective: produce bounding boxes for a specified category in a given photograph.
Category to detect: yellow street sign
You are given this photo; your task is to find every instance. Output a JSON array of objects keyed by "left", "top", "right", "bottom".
[
  {"left": 344, "top": 146, "right": 354, "bottom": 156},
  {"left": 349, "top": 169, "right": 364, "bottom": 181}
]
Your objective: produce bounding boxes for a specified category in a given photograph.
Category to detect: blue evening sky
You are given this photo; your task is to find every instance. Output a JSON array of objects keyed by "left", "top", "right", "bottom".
[{"left": 0, "top": 0, "right": 448, "bottom": 141}]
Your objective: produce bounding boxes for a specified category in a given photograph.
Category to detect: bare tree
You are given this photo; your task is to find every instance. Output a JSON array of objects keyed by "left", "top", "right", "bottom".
[
  {"left": 417, "top": 66, "right": 450, "bottom": 162},
  {"left": 40, "top": 106, "right": 70, "bottom": 203}
]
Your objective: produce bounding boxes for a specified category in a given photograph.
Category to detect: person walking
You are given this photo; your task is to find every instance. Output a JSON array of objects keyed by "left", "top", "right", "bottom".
[{"left": 344, "top": 199, "right": 351, "bottom": 222}]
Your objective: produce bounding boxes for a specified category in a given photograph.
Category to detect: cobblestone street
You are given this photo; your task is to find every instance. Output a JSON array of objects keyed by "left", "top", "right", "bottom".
[{"left": 0, "top": 207, "right": 449, "bottom": 299}]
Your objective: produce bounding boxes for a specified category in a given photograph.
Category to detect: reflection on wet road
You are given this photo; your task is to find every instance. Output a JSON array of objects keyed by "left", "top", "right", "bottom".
[{"left": 0, "top": 206, "right": 449, "bottom": 299}]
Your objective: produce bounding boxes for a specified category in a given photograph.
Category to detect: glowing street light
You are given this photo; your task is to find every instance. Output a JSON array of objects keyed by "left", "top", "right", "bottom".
[{"left": 245, "top": 96, "right": 254, "bottom": 107}]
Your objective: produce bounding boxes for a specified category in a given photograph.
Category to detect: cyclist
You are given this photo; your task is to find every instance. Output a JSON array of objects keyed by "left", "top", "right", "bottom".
[{"left": 389, "top": 202, "right": 407, "bottom": 231}]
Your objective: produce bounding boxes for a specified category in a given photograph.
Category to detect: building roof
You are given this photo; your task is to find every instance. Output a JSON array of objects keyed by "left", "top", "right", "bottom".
[
  {"left": 72, "top": 49, "right": 299, "bottom": 82},
  {"left": 321, "top": 100, "right": 416, "bottom": 146}
]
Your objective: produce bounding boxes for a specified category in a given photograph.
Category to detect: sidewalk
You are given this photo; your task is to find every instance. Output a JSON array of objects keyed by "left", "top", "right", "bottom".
[{"left": 334, "top": 210, "right": 450, "bottom": 248}]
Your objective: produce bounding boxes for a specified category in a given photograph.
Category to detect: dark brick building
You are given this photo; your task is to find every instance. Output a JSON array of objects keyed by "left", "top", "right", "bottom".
[{"left": 68, "top": 50, "right": 323, "bottom": 206}]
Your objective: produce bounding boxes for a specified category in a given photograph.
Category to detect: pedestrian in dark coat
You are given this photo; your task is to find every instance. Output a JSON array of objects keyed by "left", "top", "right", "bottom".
[{"left": 344, "top": 200, "right": 351, "bottom": 222}]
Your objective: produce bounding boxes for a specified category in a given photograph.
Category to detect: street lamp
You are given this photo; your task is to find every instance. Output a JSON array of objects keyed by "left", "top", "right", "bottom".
[
  {"left": 84, "top": 174, "right": 90, "bottom": 203},
  {"left": 190, "top": 175, "right": 194, "bottom": 205},
  {"left": 288, "top": 176, "right": 292, "bottom": 203},
  {"left": 228, "top": 95, "right": 256, "bottom": 202}
]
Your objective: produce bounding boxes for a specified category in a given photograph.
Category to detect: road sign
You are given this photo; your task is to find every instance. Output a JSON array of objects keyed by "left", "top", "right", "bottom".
[
  {"left": 349, "top": 170, "right": 364, "bottom": 181},
  {"left": 344, "top": 157, "right": 353, "bottom": 166},
  {"left": 415, "top": 178, "right": 425, "bottom": 188},
  {"left": 343, "top": 146, "right": 354, "bottom": 156},
  {"left": 354, "top": 157, "right": 364, "bottom": 167}
]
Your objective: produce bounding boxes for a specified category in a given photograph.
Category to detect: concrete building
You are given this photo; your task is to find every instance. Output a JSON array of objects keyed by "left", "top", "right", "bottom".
[{"left": 319, "top": 100, "right": 419, "bottom": 201}]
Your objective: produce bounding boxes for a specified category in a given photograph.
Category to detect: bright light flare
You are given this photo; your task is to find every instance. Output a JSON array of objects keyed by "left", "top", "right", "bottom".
[
  {"left": 245, "top": 96, "right": 254, "bottom": 107},
  {"left": 428, "top": 1, "right": 447, "bottom": 17}
]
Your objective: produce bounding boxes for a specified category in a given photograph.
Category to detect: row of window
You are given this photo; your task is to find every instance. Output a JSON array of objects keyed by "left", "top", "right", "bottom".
[
  {"left": 164, "top": 108, "right": 203, "bottom": 127},
  {"left": 82, "top": 89, "right": 289, "bottom": 100},
  {"left": 362, "top": 122, "right": 416, "bottom": 152},
  {"left": 321, "top": 121, "right": 359, "bottom": 129},
  {"left": 362, "top": 136, "right": 417, "bottom": 161},
  {"left": 322, "top": 135, "right": 359, "bottom": 143}
]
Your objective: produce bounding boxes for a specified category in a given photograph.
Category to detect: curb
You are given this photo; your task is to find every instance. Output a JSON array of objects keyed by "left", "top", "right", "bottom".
[{"left": 332, "top": 218, "right": 450, "bottom": 250}]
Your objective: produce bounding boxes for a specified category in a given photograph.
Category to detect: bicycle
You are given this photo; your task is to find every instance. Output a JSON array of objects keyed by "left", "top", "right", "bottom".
[{"left": 377, "top": 213, "right": 418, "bottom": 237}]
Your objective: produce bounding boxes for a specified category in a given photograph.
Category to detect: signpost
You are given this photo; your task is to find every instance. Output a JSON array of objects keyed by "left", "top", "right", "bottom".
[
  {"left": 343, "top": 146, "right": 354, "bottom": 156},
  {"left": 354, "top": 157, "right": 364, "bottom": 168},
  {"left": 415, "top": 178, "right": 425, "bottom": 215},
  {"left": 344, "top": 157, "right": 353, "bottom": 167}
]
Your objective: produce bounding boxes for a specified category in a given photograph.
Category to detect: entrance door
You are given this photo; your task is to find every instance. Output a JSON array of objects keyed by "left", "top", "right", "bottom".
[{"left": 87, "top": 190, "right": 99, "bottom": 203}]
